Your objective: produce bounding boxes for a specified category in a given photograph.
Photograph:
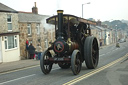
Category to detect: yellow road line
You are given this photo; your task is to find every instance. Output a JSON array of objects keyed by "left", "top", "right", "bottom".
[
  {"left": 0, "top": 65, "right": 39, "bottom": 75},
  {"left": 63, "top": 53, "right": 128, "bottom": 85}
]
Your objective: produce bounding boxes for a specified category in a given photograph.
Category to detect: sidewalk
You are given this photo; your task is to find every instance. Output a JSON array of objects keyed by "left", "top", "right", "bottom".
[{"left": 0, "top": 59, "right": 40, "bottom": 73}]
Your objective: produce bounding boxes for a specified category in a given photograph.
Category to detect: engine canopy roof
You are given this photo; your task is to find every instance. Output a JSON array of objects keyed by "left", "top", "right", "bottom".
[{"left": 46, "top": 14, "right": 96, "bottom": 26}]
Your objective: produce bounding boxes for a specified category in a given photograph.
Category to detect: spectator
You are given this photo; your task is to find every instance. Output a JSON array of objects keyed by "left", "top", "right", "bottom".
[
  {"left": 36, "top": 44, "right": 42, "bottom": 60},
  {"left": 28, "top": 43, "right": 35, "bottom": 59},
  {"left": 26, "top": 39, "right": 29, "bottom": 50},
  {"left": 25, "top": 39, "right": 29, "bottom": 59}
]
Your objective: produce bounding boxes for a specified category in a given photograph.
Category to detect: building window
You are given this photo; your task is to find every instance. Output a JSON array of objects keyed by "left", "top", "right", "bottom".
[
  {"left": 14, "top": 35, "right": 17, "bottom": 47},
  {"left": 4, "top": 36, "right": 8, "bottom": 49},
  {"left": 27, "top": 24, "right": 31, "bottom": 35},
  {"left": 36, "top": 24, "right": 40, "bottom": 34},
  {"left": 8, "top": 36, "right": 14, "bottom": 49},
  {"left": 4, "top": 35, "right": 18, "bottom": 49},
  {"left": 7, "top": 15, "right": 12, "bottom": 31}
]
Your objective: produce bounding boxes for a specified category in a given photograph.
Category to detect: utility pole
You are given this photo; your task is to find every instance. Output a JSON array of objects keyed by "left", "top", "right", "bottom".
[{"left": 115, "top": 25, "right": 117, "bottom": 42}]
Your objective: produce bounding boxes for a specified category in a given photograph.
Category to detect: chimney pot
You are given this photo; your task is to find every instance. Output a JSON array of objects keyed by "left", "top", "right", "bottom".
[
  {"left": 35, "top": 2, "right": 36, "bottom": 7},
  {"left": 32, "top": 2, "right": 38, "bottom": 14}
]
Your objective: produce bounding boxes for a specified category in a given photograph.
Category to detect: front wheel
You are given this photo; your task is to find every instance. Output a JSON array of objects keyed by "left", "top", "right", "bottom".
[
  {"left": 40, "top": 50, "right": 53, "bottom": 74},
  {"left": 71, "top": 50, "right": 82, "bottom": 75}
]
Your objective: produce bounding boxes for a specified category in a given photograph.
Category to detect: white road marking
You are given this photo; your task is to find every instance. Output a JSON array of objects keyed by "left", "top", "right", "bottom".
[
  {"left": 0, "top": 74, "right": 36, "bottom": 85},
  {"left": 0, "top": 65, "right": 39, "bottom": 75},
  {"left": 0, "top": 67, "right": 60, "bottom": 85},
  {"left": 100, "top": 47, "right": 120, "bottom": 57}
]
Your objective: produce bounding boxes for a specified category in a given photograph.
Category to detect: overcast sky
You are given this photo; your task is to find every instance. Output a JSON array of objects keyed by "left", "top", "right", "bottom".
[{"left": 0, "top": 0, "right": 128, "bottom": 21}]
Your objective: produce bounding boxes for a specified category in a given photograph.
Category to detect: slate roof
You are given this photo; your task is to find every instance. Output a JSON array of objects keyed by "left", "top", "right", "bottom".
[
  {"left": 96, "top": 26, "right": 105, "bottom": 30},
  {"left": 0, "top": 2, "right": 17, "bottom": 13},
  {"left": 18, "top": 12, "right": 49, "bottom": 23},
  {"left": 90, "top": 25, "right": 97, "bottom": 29}
]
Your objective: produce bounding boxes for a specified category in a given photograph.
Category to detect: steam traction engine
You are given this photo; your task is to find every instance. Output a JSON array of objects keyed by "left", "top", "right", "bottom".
[{"left": 40, "top": 10, "right": 99, "bottom": 75}]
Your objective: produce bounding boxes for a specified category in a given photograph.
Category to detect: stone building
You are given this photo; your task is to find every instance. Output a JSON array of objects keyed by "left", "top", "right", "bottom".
[
  {"left": 90, "top": 25, "right": 100, "bottom": 45},
  {"left": 18, "top": 12, "right": 52, "bottom": 59},
  {"left": 18, "top": 2, "right": 54, "bottom": 59},
  {"left": 0, "top": 3, "right": 20, "bottom": 62}
]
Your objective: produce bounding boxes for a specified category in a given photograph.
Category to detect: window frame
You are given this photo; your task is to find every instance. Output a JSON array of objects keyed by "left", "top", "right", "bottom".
[
  {"left": 14, "top": 35, "right": 17, "bottom": 47},
  {"left": 36, "top": 24, "right": 40, "bottom": 35},
  {"left": 4, "top": 36, "right": 8, "bottom": 49},
  {"left": 4, "top": 35, "right": 18, "bottom": 50},
  {"left": 27, "top": 24, "right": 31, "bottom": 35},
  {"left": 7, "top": 15, "right": 12, "bottom": 31}
]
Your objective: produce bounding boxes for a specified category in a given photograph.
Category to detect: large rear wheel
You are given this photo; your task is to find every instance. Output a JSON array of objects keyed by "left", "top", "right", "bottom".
[
  {"left": 84, "top": 36, "right": 99, "bottom": 69},
  {"left": 71, "top": 50, "right": 82, "bottom": 75},
  {"left": 40, "top": 50, "right": 53, "bottom": 74}
]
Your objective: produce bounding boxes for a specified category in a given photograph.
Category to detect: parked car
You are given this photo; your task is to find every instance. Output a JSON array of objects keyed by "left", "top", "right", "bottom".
[{"left": 119, "top": 38, "right": 126, "bottom": 43}]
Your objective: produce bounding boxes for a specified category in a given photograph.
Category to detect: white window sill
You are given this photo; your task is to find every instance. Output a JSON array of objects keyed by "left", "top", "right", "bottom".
[
  {"left": 5, "top": 47, "right": 18, "bottom": 52},
  {"left": 8, "top": 30, "right": 13, "bottom": 32}
]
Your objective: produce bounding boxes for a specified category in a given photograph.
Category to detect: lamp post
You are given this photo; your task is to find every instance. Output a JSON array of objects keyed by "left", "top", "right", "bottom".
[
  {"left": 104, "top": 29, "right": 107, "bottom": 45},
  {"left": 115, "top": 25, "right": 117, "bottom": 42},
  {"left": 82, "top": 2, "right": 90, "bottom": 18}
]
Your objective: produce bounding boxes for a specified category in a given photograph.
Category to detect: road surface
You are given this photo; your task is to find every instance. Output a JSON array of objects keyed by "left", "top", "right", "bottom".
[{"left": 0, "top": 42, "right": 128, "bottom": 85}]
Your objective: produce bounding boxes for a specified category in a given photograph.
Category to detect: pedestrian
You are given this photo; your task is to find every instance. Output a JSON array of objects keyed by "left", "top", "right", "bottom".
[
  {"left": 28, "top": 43, "right": 35, "bottom": 59},
  {"left": 26, "top": 39, "right": 29, "bottom": 50},
  {"left": 36, "top": 44, "right": 42, "bottom": 60},
  {"left": 25, "top": 39, "right": 29, "bottom": 59}
]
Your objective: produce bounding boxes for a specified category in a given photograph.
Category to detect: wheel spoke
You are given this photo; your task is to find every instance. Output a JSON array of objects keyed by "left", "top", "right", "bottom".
[
  {"left": 93, "top": 41, "right": 96, "bottom": 47},
  {"left": 76, "top": 62, "right": 79, "bottom": 71},
  {"left": 92, "top": 56, "right": 96, "bottom": 62},
  {"left": 75, "top": 65, "right": 78, "bottom": 71},
  {"left": 92, "top": 47, "right": 97, "bottom": 64},
  {"left": 45, "top": 65, "right": 47, "bottom": 70},
  {"left": 47, "top": 65, "right": 49, "bottom": 70},
  {"left": 75, "top": 55, "right": 80, "bottom": 73},
  {"left": 92, "top": 48, "right": 95, "bottom": 54}
]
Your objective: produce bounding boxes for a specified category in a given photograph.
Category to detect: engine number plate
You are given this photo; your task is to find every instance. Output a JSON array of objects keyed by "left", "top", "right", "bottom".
[{"left": 54, "top": 58, "right": 64, "bottom": 61}]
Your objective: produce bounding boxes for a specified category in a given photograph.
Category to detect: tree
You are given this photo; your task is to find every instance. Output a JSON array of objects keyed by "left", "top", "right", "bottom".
[{"left": 103, "top": 20, "right": 128, "bottom": 30}]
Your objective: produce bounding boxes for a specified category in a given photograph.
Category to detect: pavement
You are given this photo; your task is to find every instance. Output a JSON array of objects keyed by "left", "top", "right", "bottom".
[
  {"left": 0, "top": 56, "right": 128, "bottom": 74},
  {"left": 0, "top": 59, "right": 40, "bottom": 73}
]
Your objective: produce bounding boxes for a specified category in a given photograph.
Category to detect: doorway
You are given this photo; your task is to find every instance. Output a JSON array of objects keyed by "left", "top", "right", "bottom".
[{"left": 0, "top": 37, "right": 2, "bottom": 63}]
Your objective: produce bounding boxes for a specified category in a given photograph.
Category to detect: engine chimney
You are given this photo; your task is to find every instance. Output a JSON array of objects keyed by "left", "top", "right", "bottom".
[
  {"left": 57, "top": 10, "right": 63, "bottom": 37},
  {"left": 32, "top": 2, "right": 38, "bottom": 14}
]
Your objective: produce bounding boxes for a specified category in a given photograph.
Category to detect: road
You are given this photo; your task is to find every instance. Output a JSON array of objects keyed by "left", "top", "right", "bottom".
[{"left": 0, "top": 41, "right": 128, "bottom": 85}]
